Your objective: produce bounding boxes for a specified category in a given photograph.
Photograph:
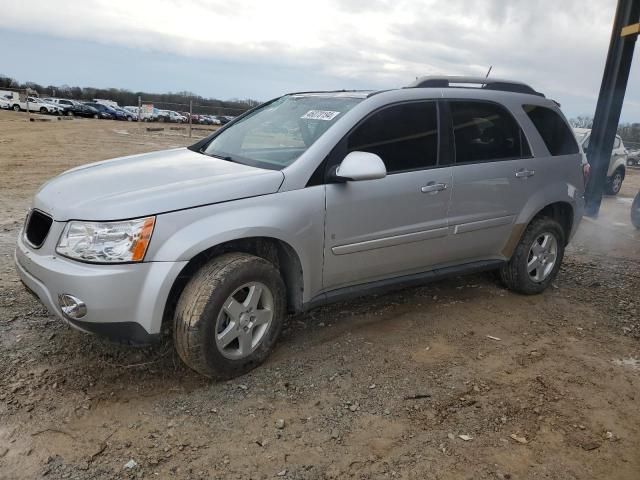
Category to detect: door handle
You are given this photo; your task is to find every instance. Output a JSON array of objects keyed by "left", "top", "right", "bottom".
[
  {"left": 421, "top": 182, "right": 448, "bottom": 193},
  {"left": 515, "top": 169, "right": 535, "bottom": 178}
]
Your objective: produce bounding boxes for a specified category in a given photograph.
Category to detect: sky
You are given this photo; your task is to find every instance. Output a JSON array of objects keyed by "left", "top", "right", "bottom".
[{"left": 1, "top": 0, "right": 639, "bottom": 121}]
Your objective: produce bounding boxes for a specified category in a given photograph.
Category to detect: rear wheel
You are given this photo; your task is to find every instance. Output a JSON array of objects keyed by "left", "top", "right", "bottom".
[
  {"left": 12, "top": 104, "right": 20, "bottom": 112},
  {"left": 605, "top": 168, "right": 624, "bottom": 195},
  {"left": 173, "top": 253, "right": 286, "bottom": 379},
  {"left": 499, "top": 217, "right": 565, "bottom": 295},
  {"left": 39, "top": 107, "right": 47, "bottom": 114}
]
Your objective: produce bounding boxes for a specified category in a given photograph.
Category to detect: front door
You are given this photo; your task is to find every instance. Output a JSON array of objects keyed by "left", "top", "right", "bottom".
[{"left": 322, "top": 100, "right": 453, "bottom": 291}]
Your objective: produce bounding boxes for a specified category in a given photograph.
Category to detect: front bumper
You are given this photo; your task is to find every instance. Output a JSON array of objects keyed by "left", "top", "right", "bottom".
[{"left": 15, "top": 230, "right": 187, "bottom": 343}]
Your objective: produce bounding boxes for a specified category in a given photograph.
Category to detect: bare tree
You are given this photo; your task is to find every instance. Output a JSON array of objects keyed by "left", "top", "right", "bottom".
[{"left": 569, "top": 116, "right": 594, "bottom": 128}]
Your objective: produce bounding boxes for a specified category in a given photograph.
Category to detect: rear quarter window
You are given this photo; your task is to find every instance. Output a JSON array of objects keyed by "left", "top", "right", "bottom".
[{"left": 523, "top": 105, "right": 579, "bottom": 156}]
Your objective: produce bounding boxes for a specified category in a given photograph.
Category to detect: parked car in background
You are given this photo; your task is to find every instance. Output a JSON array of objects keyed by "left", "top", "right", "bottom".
[
  {"left": 43, "top": 98, "right": 94, "bottom": 117},
  {"left": 153, "top": 109, "right": 170, "bottom": 122},
  {"left": 201, "top": 115, "right": 219, "bottom": 125},
  {"left": 83, "top": 102, "right": 116, "bottom": 119},
  {"left": 574, "top": 128, "right": 628, "bottom": 195},
  {"left": 124, "top": 106, "right": 142, "bottom": 119},
  {"left": 0, "top": 95, "right": 10, "bottom": 109},
  {"left": 16, "top": 76, "right": 585, "bottom": 379},
  {"left": 111, "top": 105, "right": 137, "bottom": 121},
  {"left": 167, "top": 110, "right": 187, "bottom": 123},
  {"left": 627, "top": 149, "right": 640, "bottom": 167},
  {"left": 214, "top": 115, "right": 231, "bottom": 125},
  {"left": 12, "top": 97, "right": 66, "bottom": 115}
]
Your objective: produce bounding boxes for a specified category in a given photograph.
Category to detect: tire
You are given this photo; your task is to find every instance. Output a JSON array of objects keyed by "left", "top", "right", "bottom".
[
  {"left": 605, "top": 168, "right": 624, "bottom": 195},
  {"left": 127, "top": 116, "right": 133, "bottom": 122},
  {"left": 631, "top": 192, "right": 640, "bottom": 229},
  {"left": 499, "top": 217, "right": 565, "bottom": 295},
  {"left": 174, "top": 253, "right": 286, "bottom": 379},
  {"left": 93, "top": 114, "right": 99, "bottom": 119},
  {"left": 12, "top": 104, "right": 20, "bottom": 112},
  {"left": 40, "top": 107, "right": 47, "bottom": 114}
]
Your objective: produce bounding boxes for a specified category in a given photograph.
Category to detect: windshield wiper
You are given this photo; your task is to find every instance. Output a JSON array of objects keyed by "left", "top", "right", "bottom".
[{"left": 204, "top": 151, "right": 236, "bottom": 162}]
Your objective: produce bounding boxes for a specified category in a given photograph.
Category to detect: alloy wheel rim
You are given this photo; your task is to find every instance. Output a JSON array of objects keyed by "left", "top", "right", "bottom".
[
  {"left": 215, "top": 282, "right": 274, "bottom": 360},
  {"left": 527, "top": 232, "right": 558, "bottom": 283},
  {"left": 612, "top": 173, "right": 622, "bottom": 193}
]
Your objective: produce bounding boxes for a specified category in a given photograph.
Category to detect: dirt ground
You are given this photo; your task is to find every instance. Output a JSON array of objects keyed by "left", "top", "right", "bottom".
[{"left": 0, "top": 110, "right": 639, "bottom": 480}]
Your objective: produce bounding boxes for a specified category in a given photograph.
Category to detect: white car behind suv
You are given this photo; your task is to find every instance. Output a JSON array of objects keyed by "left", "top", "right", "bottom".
[{"left": 574, "top": 128, "right": 628, "bottom": 195}]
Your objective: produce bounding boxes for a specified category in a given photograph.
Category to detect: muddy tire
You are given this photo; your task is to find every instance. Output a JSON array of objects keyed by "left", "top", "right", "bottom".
[
  {"left": 605, "top": 168, "right": 624, "bottom": 195},
  {"left": 499, "top": 217, "right": 565, "bottom": 295},
  {"left": 173, "top": 253, "right": 286, "bottom": 379},
  {"left": 631, "top": 192, "right": 640, "bottom": 229}
]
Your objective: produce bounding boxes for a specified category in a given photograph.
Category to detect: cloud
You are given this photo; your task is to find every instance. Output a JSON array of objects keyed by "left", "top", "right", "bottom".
[{"left": 2, "top": 0, "right": 639, "bottom": 119}]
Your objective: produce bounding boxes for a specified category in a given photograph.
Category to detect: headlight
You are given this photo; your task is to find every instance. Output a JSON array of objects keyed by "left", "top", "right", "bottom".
[{"left": 56, "top": 216, "right": 155, "bottom": 263}]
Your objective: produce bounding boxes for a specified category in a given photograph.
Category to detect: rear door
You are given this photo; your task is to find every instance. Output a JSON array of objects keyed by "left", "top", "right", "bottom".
[
  {"left": 322, "top": 101, "right": 453, "bottom": 290},
  {"left": 443, "top": 100, "right": 538, "bottom": 263}
]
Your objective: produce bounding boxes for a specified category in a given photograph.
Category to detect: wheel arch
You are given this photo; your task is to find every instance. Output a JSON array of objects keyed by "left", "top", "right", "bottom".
[
  {"left": 503, "top": 200, "right": 575, "bottom": 258},
  {"left": 162, "top": 236, "right": 305, "bottom": 333}
]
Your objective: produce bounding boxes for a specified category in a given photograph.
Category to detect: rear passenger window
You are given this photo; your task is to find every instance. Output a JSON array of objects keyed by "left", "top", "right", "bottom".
[
  {"left": 450, "top": 101, "right": 530, "bottom": 163},
  {"left": 347, "top": 102, "right": 438, "bottom": 173},
  {"left": 523, "top": 105, "right": 578, "bottom": 156}
]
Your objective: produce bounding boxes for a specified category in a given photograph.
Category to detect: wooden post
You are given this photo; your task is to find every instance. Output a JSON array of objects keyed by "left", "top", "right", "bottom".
[{"left": 188, "top": 99, "right": 193, "bottom": 138}]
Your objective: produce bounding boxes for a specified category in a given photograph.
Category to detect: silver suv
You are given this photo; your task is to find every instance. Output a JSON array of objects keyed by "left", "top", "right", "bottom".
[{"left": 15, "top": 77, "right": 585, "bottom": 378}]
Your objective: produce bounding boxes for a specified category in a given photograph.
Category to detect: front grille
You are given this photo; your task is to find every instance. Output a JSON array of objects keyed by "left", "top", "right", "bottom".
[{"left": 25, "top": 210, "right": 53, "bottom": 248}]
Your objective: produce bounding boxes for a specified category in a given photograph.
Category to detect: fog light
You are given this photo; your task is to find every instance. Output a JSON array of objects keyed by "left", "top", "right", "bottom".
[{"left": 58, "top": 294, "right": 87, "bottom": 319}]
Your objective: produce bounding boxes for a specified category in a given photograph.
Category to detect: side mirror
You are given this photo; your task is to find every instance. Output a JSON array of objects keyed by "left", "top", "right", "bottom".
[{"left": 332, "top": 151, "right": 387, "bottom": 182}]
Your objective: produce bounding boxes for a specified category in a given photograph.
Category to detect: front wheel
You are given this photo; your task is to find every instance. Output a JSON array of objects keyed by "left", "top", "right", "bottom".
[
  {"left": 631, "top": 192, "right": 640, "bottom": 229},
  {"left": 174, "top": 253, "right": 286, "bottom": 379},
  {"left": 605, "top": 169, "right": 624, "bottom": 195},
  {"left": 499, "top": 217, "right": 565, "bottom": 295}
]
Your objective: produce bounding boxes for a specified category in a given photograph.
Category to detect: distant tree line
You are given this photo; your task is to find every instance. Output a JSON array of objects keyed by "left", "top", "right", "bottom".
[
  {"left": 0, "top": 73, "right": 261, "bottom": 115},
  {"left": 569, "top": 116, "right": 640, "bottom": 147}
]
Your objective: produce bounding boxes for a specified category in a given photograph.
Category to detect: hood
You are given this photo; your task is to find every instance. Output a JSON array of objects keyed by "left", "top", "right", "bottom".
[{"left": 34, "top": 148, "right": 285, "bottom": 221}]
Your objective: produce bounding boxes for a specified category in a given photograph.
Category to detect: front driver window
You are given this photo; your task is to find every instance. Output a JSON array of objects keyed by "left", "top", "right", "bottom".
[{"left": 347, "top": 102, "right": 439, "bottom": 173}]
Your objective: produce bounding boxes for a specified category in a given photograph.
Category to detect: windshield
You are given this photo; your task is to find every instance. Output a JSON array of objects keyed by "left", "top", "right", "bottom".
[{"left": 202, "top": 94, "right": 364, "bottom": 170}]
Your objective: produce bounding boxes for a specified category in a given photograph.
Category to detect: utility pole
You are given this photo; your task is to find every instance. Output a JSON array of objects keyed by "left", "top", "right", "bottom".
[
  {"left": 189, "top": 99, "right": 193, "bottom": 138},
  {"left": 584, "top": 0, "right": 640, "bottom": 217}
]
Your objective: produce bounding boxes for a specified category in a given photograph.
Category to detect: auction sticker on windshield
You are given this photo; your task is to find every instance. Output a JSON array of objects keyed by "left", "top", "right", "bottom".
[{"left": 301, "top": 110, "right": 341, "bottom": 121}]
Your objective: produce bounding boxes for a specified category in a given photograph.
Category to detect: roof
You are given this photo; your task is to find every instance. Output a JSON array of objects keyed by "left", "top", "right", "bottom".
[
  {"left": 408, "top": 75, "right": 544, "bottom": 97},
  {"left": 288, "top": 90, "right": 374, "bottom": 99}
]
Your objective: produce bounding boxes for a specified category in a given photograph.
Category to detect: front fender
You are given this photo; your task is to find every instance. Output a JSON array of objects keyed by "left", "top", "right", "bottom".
[{"left": 147, "top": 188, "right": 326, "bottom": 303}]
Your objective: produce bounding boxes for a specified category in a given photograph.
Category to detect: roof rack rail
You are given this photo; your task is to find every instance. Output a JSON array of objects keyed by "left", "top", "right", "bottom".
[{"left": 407, "top": 76, "right": 545, "bottom": 97}]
